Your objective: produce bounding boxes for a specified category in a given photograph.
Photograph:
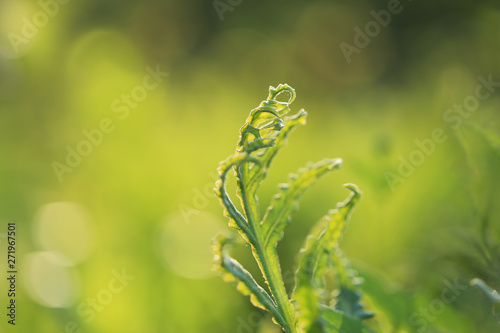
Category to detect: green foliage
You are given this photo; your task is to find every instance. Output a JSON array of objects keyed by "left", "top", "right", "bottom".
[
  {"left": 461, "top": 125, "right": 500, "bottom": 325},
  {"left": 213, "top": 84, "right": 375, "bottom": 332}
]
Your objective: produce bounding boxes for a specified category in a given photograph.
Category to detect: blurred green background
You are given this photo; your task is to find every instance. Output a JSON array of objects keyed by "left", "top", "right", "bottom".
[{"left": 1, "top": 0, "right": 500, "bottom": 332}]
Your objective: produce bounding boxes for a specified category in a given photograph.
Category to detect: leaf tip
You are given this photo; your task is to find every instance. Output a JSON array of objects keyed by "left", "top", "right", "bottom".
[{"left": 343, "top": 183, "right": 359, "bottom": 193}]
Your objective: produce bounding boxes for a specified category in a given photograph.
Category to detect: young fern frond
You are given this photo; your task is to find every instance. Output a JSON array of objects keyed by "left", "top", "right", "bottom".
[
  {"left": 295, "top": 184, "right": 361, "bottom": 292},
  {"left": 294, "top": 185, "right": 374, "bottom": 332},
  {"left": 213, "top": 84, "right": 375, "bottom": 333}
]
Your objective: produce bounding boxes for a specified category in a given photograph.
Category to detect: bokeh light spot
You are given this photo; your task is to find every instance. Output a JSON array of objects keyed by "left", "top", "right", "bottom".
[
  {"left": 33, "top": 202, "right": 94, "bottom": 266},
  {"left": 22, "top": 251, "right": 78, "bottom": 308}
]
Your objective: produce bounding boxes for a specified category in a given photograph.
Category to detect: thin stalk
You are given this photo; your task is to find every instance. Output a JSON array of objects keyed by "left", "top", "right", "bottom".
[
  {"left": 258, "top": 246, "right": 297, "bottom": 333},
  {"left": 238, "top": 166, "right": 297, "bottom": 333}
]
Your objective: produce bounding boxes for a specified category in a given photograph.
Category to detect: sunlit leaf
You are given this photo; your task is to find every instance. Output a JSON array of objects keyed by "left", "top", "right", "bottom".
[
  {"left": 212, "top": 234, "right": 286, "bottom": 327},
  {"left": 295, "top": 185, "right": 360, "bottom": 291},
  {"left": 261, "top": 159, "right": 342, "bottom": 250},
  {"left": 213, "top": 84, "right": 375, "bottom": 333}
]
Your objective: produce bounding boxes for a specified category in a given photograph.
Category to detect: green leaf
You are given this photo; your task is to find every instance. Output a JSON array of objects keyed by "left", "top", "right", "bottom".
[
  {"left": 261, "top": 159, "right": 342, "bottom": 250},
  {"left": 237, "top": 84, "right": 296, "bottom": 153},
  {"left": 246, "top": 110, "right": 308, "bottom": 195},
  {"left": 333, "top": 284, "right": 374, "bottom": 321},
  {"left": 214, "top": 153, "right": 260, "bottom": 246},
  {"left": 319, "top": 306, "right": 376, "bottom": 333},
  {"left": 351, "top": 261, "right": 414, "bottom": 330},
  {"left": 212, "top": 234, "right": 286, "bottom": 328},
  {"left": 293, "top": 185, "right": 373, "bottom": 325},
  {"left": 295, "top": 184, "right": 361, "bottom": 291},
  {"left": 215, "top": 84, "right": 307, "bottom": 333},
  {"left": 331, "top": 248, "right": 374, "bottom": 321},
  {"left": 213, "top": 84, "right": 375, "bottom": 333},
  {"left": 294, "top": 285, "right": 322, "bottom": 333}
]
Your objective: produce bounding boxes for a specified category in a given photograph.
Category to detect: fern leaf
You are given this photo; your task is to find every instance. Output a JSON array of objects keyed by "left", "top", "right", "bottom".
[
  {"left": 261, "top": 159, "right": 342, "bottom": 250},
  {"left": 212, "top": 235, "right": 287, "bottom": 327},
  {"left": 295, "top": 184, "right": 360, "bottom": 291}
]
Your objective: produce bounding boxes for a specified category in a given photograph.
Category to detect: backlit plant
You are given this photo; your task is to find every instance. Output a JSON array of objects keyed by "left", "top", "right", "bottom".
[{"left": 213, "top": 84, "right": 375, "bottom": 332}]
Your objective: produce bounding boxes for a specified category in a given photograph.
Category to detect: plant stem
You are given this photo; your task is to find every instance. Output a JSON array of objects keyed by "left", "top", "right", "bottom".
[
  {"left": 259, "top": 246, "right": 297, "bottom": 333},
  {"left": 239, "top": 167, "right": 297, "bottom": 333}
]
